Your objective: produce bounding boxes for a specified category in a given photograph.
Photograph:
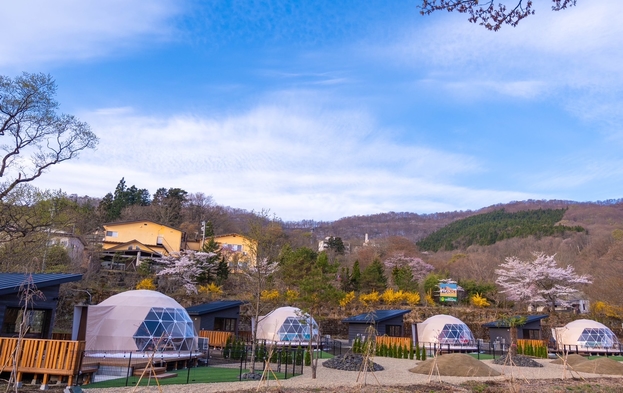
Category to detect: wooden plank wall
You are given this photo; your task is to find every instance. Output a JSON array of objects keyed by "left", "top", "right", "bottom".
[
  {"left": 376, "top": 335, "right": 412, "bottom": 350},
  {"left": 0, "top": 338, "right": 84, "bottom": 387},
  {"left": 198, "top": 330, "right": 233, "bottom": 349}
]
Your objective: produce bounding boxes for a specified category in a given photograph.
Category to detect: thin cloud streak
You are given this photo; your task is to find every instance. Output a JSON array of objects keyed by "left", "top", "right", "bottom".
[
  {"left": 0, "top": 0, "right": 181, "bottom": 68},
  {"left": 33, "top": 102, "right": 524, "bottom": 221}
]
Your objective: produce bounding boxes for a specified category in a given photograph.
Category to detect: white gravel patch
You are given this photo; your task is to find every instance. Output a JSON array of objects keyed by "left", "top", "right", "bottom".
[{"left": 83, "top": 356, "right": 623, "bottom": 393}]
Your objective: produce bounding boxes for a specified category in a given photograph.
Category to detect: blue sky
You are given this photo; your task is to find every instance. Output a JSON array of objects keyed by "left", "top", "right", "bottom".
[{"left": 2, "top": 0, "right": 622, "bottom": 221}]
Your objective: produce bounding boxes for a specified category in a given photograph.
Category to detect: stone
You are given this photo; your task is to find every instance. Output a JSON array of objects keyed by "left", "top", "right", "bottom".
[{"left": 322, "top": 353, "right": 384, "bottom": 372}]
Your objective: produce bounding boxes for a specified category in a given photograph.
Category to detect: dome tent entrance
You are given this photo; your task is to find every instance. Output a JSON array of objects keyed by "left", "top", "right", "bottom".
[
  {"left": 256, "top": 306, "right": 318, "bottom": 344},
  {"left": 85, "top": 290, "right": 198, "bottom": 352},
  {"left": 553, "top": 319, "right": 621, "bottom": 353}
]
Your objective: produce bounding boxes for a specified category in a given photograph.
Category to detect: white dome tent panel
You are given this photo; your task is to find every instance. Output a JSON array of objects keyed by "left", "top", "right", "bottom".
[
  {"left": 553, "top": 319, "right": 621, "bottom": 353},
  {"left": 256, "top": 306, "right": 318, "bottom": 343},
  {"left": 85, "top": 290, "right": 198, "bottom": 352},
  {"left": 417, "top": 314, "right": 476, "bottom": 348}
]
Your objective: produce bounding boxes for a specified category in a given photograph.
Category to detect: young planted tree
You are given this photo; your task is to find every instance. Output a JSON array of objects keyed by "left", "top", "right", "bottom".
[
  {"left": 495, "top": 252, "right": 592, "bottom": 312},
  {"left": 297, "top": 255, "right": 342, "bottom": 379},
  {"left": 243, "top": 210, "right": 287, "bottom": 376}
]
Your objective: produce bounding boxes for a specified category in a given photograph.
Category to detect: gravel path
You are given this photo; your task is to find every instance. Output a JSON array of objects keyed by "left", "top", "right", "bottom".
[{"left": 83, "top": 356, "right": 623, "bottom": 393}]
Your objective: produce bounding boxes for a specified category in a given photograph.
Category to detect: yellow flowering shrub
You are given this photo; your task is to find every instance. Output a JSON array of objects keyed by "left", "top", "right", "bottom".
[
  {"left": 591, "top": 301, "right": 623, "bottom": 319},
  {"left": 260, "top": 289, "right": 280, "bottom": 301},
  {"left": 359, "top": 291, "right": 380, "bottom": 306},
  {"left": 470, "top": 293, "right": 490, "bottom": 308},
  {"left": 425, "top": 289, "right": 435, "bottom": 306},
  {"left": 199, "top": 283, "right": 223, "bottom": 294},
  {"left": 339, "top": 291, "right": 356, "bottom": 307},
  {"left": 285, "top": 289, "right": 299, "bottom": 302},
  {"left": 381, "top": 288, "right": 405, "bottom": 304},
  {"left": 404, "top": 291, "right": 421, "bottom": 306},
  {"left": 136, "top": 278, "right": 156, "bottom": 290}
]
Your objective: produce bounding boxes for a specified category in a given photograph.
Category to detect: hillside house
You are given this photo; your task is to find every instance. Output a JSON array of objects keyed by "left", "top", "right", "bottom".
[
  {"left": 212, "top": 234, "right": 257, "bottom": 269},
  {"left": 101, "top": 220, "right": 184, "bottom": 269},
  {"left": 48, "top": 231, "right": 87, "bottom": 268}
]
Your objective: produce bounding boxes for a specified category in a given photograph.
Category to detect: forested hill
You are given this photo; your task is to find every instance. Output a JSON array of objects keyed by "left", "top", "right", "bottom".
[
  {"left": 415, "top": 208, "right": 586, "bottom": 252},
  {"left": 293, "top": 199, "right": 592, "bottom": 244}
]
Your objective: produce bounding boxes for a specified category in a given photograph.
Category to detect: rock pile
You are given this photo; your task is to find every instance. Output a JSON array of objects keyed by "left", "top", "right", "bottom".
[
  {"left": 240, "top": 372, "right": 263, "bottom": 380},
  {"left": 493, "top": 353, "right": 543, "bottom": 367},
  {"left": 322, "top": 353, "right": 384, "bottom": 372}
]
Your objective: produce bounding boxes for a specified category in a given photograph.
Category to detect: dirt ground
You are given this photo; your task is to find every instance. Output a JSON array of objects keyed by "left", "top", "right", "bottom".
[
  {"left": 231, "top": 379, "right": 623, "bottom": 392},
  {"left": 6, "top": 378, "right": 623, "bottom": 393}
]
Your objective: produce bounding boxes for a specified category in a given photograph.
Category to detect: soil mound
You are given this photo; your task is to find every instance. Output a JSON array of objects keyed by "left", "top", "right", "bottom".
[
  {"left": 409, "top": 353, "right": 500, "bottom": 377},
  {"left": 550, "top": 354, "right": 588, "bottom": 366},
  {"left": 573, "top": 357, "right": 623, "bottom": 375}
]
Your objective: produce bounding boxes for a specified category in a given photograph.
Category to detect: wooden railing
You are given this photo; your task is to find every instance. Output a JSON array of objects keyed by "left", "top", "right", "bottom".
[
  {"left": 376, "top": 335, "right": 412, "bottom": 350},
  {"left": 198, "top": 330, "right": 233, "bottom": 349},
  {"left": 0, "top": 338, "right": 84, "bottom": 388}
]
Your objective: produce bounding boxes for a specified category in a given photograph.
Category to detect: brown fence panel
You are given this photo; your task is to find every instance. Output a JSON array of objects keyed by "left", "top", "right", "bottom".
[
  {"left": 0, "top": 338, "right": 85, "bottom": 388},
  {"left": 198, "top": 330, "right": 233, "bottom": 349},
  {"left": 376, "top": 335, "right": 412, "bottom": 350}
]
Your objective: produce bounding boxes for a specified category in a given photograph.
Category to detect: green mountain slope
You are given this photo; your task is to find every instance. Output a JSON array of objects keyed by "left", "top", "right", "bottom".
[{"left": 416, "top": 208, "right": 585, "bottom": 252}]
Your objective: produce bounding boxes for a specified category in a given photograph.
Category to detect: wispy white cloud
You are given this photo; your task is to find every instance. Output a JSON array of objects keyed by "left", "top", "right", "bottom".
[
  {"left": 379, "top": 1, "right": 623, "bottom": 101},
  {"left": 0, "top": 0, "right": 182, "bottom": 69},
  {"left": 34, "top": 98, "right": 533, "bottom": 220}
]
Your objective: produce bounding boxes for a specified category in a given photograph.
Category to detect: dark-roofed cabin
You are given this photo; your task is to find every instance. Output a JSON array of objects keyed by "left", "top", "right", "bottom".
[
  {"left": 483, "top": 314, "right": 549, "bottom": 344},
  {"left": 0, "top": 273, "right": 82, "bottom": 339},
  {"left": 186, "top": 300, "right": 244, "bottom": 335},
  {"left": 342, "top": 309, "right": 411, "bottom": 344}
]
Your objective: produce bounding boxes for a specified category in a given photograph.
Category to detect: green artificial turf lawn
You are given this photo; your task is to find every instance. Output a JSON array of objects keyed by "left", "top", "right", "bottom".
[
  {"left": 587, "top": 355, "right": 623, "bottom": 361},
  {"left": 467, "top": 353, "right": 495, "bottom": 360},
  {"left": 86, "top": 366, "right": 299, "bottom": 388}
]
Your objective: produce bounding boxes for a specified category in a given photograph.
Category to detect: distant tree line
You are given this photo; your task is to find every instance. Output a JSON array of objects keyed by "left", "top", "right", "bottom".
[{"left": 416, "top": 208, "right": 586, "bottom": 252}]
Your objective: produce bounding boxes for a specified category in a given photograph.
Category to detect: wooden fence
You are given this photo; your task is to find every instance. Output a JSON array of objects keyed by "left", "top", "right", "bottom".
[
  {"left": 198, "top": 330, "right": 233, "bottom": 349},
  {"left": 376, "top": 335, "right": 412, "bottom": 351},
  {"left": 0, "top": 338, "right": 84, "bottom": 388},
  {"left": 516, "top": 339, "right": 548, "bottom": 358}
]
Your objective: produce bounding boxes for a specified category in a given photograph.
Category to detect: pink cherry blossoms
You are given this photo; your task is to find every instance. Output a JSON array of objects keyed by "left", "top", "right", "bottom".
[{"left": 495, "top": 252, "right": 592, "bottom": 310}]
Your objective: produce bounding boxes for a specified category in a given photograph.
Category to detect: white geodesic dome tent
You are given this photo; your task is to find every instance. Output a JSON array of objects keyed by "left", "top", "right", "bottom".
[
  {"left": 553, "top": 319, "right": 621, "bottom": 352},
  {"left": 256, "top": 306, "right": 318, "bottom": 343},
  {"left": 85, "top": 290, "right": 198, "bottom": 352},
  {"left": 417, "top": 314, "right": 476, "bottom": 347}
]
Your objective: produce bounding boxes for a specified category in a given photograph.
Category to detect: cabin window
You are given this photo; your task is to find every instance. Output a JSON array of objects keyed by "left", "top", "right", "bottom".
[
  {"left": 214, "top": 318, "right": 237, "bottom": 332},
  {"left": 2, "top": 308, "right": 51, "bottom": 338},
  {"left": 106, "top": 231, "right": 118, "bottom": 237},
  {"left": 385, "top": 325, "right": 402, "bottom": 337}
]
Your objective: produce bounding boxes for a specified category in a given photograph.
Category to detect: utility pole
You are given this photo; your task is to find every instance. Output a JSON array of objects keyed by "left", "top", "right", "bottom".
[
  {"left": 41, "top": 207, "right": 55, "bottom": 273},
  {"left": 201, "top": 221, "right": 206, "bottom": 249}
]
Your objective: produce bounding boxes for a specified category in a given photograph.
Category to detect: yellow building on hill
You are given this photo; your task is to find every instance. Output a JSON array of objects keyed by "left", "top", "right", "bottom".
[
  {"left": 210, "top": 233, "right": 257, "bottom": 269},
  {"left": 102, "top": 220, "right": 183, "bottom": 265}
]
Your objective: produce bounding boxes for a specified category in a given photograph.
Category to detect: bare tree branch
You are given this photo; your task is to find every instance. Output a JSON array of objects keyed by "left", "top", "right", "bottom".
[{"left": 419, "top": 0, "right": 577, "bottom": 31}]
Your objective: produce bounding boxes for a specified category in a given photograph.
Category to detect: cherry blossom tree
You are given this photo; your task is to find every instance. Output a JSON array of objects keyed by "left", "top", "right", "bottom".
[
  {"left": 157, "top": 250, "right": 216, "bottom": 294},
  {"left": 495, "top": 252, "right": 591, "bottom": 311},
  {"left": 383, "top": 254, "right": 434, "bottom": 291},
  {"left": 419, "top": 0, "right": 577, "bottom": 31}
]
